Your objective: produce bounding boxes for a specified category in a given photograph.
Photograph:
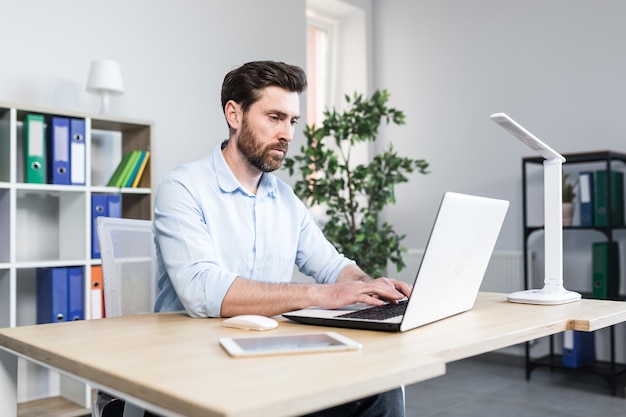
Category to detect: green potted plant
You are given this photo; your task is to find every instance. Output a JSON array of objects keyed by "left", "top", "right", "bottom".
[
  {"left": 562, "top": 173, "right": 576, "bottom": 203},
  {"left": 284, "top": 90, "right": 429, "bottom": 277},
  {"left": 562, "top": 173, "right": 576, "bottom": 226}
]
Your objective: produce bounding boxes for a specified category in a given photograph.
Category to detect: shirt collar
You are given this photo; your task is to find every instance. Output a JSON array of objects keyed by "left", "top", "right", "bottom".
[{"left": 213, "top": 142, "right": 277, "bottom": 198}]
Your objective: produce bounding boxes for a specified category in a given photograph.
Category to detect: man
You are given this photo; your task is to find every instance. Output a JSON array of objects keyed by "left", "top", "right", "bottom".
[{"left": 153, "top": 60, "right": 410, "bottom": 416}]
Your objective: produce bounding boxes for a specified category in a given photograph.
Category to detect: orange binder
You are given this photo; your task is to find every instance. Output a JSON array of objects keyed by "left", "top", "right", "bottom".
[{"left": 90, "top": 265, "right": 105, "bottom": 319}]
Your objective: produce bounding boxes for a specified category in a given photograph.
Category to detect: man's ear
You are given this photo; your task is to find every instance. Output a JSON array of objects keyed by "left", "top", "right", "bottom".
[{"left": 224, "top": 100, "right": 242, "bottom": 130}]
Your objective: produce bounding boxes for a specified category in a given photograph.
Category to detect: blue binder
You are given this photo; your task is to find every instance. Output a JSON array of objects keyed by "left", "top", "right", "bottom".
[
  {"left": 69, "top": 118, "right": 86, "bottom": 185},
  {"left": 47, "top": 117, "right": 71, "bottom": 185},
  {"left": 578, "top": 171, "right": 594, "bottom": 227},
  {"left": 67, "top": 267, "right": 84, "bottom": 321},
  {"left": 562, "top": 330, "right": 595, "bottom": 368},
  {"left": 107, "top": 194, "right": 122, "bottom": 218},
  {"left": 37, "top": 267, "right": 68, "bottom": 324},
  {"left": 91, "top": 194, "right": 109, "bottom": 258}
]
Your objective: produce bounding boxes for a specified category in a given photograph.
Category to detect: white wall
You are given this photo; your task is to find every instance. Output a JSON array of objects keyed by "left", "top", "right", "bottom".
[
  {"left": 0, "top": 0, "right": 306, "bottom": 189},
  {"left": 373, "top": 0, "right": 626, "bottom": 254},
  {"left": 4, "top": 0, "right": 626, "bottom": 266}
]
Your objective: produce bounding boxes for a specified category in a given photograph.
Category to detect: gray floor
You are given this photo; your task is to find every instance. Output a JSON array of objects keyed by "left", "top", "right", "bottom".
[{"left": 405, "top": 352, "right": 626, "bottom": 417}]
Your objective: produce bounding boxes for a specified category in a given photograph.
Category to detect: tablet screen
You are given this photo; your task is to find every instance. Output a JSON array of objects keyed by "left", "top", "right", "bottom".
[{"left": 219, "top": 332, "right": 361, "bottom": 357}]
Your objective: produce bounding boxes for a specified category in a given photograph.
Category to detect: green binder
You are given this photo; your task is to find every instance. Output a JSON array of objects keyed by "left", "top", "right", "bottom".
[
  {"left": 107, "top": 150, "right": 140, "bottom": 187},
  {"left": 24, "top": 114, "right": 46, "bottom": 184},
  {"left": 594, "top": 170, "right": 624, "bottom": 227},
  {"left": 592, "top": 241, "right": 620, "bottom": 299}
]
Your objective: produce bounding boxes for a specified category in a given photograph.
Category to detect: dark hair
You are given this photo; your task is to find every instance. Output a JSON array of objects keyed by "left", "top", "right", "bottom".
[{"left": 221, "top": 61, "right": 307, "bottom": 114}]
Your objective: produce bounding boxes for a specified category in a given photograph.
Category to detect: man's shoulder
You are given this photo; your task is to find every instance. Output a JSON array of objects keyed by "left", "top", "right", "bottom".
[
  {"left": 156, "top": 154, "right": 215, "bottom": 197},
  {"left": 168, "top": 153, "right": 213, "bottom": 177}
]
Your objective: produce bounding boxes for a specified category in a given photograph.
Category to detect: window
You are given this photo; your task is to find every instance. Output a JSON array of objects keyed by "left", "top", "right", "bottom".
[
  {"left": 306, "top": 13, "right": 335, "bottom": 127},
  {"left": 306, "top": 0, "right": 368, "bottom": 128}
]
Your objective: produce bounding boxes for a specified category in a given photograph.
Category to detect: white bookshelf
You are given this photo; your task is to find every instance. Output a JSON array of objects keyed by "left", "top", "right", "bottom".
[{"left": 0, "top": 101, "right": 152, "bottom": 415}]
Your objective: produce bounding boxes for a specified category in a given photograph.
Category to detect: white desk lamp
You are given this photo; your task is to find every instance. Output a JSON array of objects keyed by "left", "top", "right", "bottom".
[
  {"left": 86, "top": 60, "right": 125, "bottom": 114},
  {"left": 491, "top": 113, "right": 581, "bottom": 305}
]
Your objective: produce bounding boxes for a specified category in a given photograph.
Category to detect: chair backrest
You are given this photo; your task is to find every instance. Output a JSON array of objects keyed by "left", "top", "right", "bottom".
[{"left": 96, "top": 216, "right": 157, "bottom": 318}]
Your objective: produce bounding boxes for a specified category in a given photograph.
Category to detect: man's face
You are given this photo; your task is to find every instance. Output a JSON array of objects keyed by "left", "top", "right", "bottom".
[{"left": 236, "top": 86, "right": 300, "bottom": 173}]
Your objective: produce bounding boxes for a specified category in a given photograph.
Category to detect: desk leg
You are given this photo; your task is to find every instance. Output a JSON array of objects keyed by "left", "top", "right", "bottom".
[{"left": 0, "top": 349, "right": 18, "bottom": 417}]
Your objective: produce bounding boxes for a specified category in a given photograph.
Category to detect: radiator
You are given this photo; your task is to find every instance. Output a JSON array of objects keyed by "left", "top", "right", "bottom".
[
  {"left": 481, "top": 250, "right": 527, "bottom": 293},
  {"left": 392, "top": 249, "right": 528, "bottom": 293}
]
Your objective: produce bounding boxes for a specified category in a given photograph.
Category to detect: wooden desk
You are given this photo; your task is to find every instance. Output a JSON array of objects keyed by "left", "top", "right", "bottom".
[{"left": 2, "top": 293, "right": 626, "bottom": 417}]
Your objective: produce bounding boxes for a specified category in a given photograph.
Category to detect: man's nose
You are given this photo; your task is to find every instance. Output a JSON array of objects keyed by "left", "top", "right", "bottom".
[{"left": 280, "top": 121, "right": 294, "bottom": 142}]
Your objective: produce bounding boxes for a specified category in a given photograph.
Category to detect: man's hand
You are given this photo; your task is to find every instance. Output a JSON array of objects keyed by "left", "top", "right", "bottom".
[
  {"left": 220, "top": 265, "right": 412, "bottom": 317},
  {"left": 311, "top": 277, "right": 411, "bottom": 310}
]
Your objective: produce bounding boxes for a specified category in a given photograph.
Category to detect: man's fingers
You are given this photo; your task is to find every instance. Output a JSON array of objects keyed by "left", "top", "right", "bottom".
[{"left": 362, "top": 279, "right": 405, "bottom": 302}]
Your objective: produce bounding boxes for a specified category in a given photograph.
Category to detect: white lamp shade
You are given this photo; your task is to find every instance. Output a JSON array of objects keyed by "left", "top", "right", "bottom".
[{"left": 86, "top": 60, "right": 124, "bottom": 95}]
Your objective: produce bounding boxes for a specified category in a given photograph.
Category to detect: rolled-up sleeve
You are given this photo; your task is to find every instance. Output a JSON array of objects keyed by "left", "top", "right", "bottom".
[
  {"left": 294, "top": 206, "right": 355, "bottom": 284},
  {"left": 153, "top": 172, "right": 237, "bottom": 317}
]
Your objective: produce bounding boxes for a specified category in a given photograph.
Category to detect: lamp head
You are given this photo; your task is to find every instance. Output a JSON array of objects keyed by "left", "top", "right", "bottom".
[
  {"left": 86, "top": 59, "right": 124, "bottom": 113},
  {"left": 490, "top": 113, "right": 565, "bottom": 162}
]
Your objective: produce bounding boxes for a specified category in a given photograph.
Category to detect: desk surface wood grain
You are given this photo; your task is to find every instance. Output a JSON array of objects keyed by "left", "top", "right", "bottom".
[{"left": 2, "top": 293, "right": 626, "bottom": 417}]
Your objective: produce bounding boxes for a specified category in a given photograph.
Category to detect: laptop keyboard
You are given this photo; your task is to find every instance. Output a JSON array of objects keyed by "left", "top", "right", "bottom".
[{"left": 337, "top": 300, "right": 408, "bottom": 320}]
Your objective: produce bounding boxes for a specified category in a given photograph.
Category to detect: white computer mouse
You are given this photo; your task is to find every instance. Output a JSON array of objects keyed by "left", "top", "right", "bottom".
[{"left": 222, "top": 315, "right": 279, "bottom": 331}]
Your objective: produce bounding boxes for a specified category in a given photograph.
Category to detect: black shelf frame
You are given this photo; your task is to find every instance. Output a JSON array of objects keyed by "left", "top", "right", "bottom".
[
  {"left": 522, "top": 150, "right": 626, "bottom": 396},
  {"left": 525, "top": 330, "right": 626, "bottom": 395}
]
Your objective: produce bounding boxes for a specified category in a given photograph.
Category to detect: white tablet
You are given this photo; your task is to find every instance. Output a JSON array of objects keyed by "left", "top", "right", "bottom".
[{"left": 219, "top": 331, "right": 362, "bottom": 358}]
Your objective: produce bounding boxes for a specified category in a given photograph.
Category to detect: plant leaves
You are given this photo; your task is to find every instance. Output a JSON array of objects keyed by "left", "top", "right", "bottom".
[{"left": 283, "top": 90, "right": 429, "bottom": 276}]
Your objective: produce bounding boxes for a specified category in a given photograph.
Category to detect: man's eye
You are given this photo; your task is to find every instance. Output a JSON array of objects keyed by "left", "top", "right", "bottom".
[{"left": 291, "top": 119, "right": 299, "bottom": 126}]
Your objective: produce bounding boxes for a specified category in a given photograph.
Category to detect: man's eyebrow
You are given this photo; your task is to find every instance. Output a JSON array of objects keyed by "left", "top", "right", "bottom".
[{"left": 268, "top": 110, "right": 301, "bottom": 120}]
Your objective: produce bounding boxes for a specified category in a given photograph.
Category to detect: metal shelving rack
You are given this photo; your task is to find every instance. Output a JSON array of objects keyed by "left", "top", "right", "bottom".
[{"left": 522, "top": 150, "right": 626, "bottom": 395}]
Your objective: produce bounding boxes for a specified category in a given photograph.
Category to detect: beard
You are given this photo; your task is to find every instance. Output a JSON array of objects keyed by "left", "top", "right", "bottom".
[{"left": 237, "top": 119, "right": 288, "bottom": 172}]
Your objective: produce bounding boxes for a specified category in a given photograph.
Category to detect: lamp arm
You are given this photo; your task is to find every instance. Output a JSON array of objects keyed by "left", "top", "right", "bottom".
[{"left": 543, "top": 158, "right": 564, "bottom": 290}]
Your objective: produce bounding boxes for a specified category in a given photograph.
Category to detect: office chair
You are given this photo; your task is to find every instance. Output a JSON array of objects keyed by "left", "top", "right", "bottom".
[{"left": 93, "top": 216, "right": 158, "bottom": 417}]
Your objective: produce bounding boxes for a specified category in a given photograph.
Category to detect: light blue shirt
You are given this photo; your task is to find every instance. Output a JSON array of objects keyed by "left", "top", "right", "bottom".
[{"left": 153, "top": 142, "right": 354, "bottom": 317}]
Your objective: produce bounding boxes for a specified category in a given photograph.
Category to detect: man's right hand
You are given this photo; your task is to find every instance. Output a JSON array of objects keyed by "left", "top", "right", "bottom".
[{"left": 311, "top": 276, "right": 411, "bottom": 310}]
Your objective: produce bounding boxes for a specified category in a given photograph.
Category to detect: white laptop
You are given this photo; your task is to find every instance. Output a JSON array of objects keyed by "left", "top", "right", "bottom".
[{"left": 283, "top": 192, "right": 509, "bottom": 332}]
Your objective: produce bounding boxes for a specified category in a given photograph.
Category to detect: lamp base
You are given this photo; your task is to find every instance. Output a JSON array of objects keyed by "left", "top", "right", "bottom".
[{"left": 507, "top": 288, "right": 581, "bottom": 305}]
